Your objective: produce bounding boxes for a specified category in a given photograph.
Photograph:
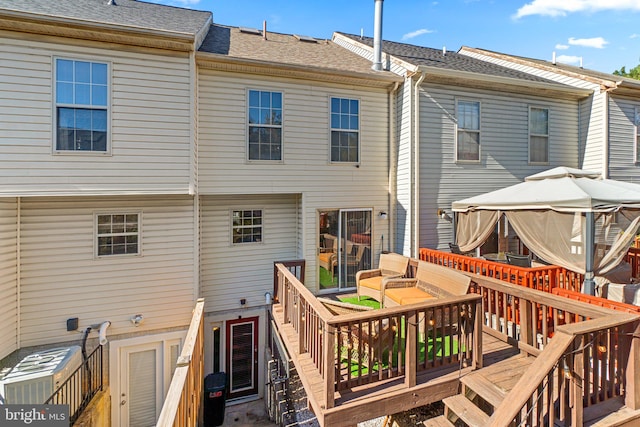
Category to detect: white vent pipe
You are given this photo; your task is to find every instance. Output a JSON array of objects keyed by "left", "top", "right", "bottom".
[{"left": 372, "top": 0, "right": 384, "bottom": 71}]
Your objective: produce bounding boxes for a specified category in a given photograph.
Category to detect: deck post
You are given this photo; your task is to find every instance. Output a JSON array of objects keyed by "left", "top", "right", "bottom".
[
  {"left": 625, "top": 320, "right": 640, "bottom": 410},
  {"left": 519, "top": 298, "right": 532, "bottom": 349},
  {"left": 324, "top": 323, "right": 335, "bottom": 409},
  {"left": 405, "top": 311, "right": 417, "bottom": 388},
  {"left": 571, "top": 338, "right": 584, "bottom": 426},
  {"left": 473, "top": 298, "right": 483, "bottom": 369}
]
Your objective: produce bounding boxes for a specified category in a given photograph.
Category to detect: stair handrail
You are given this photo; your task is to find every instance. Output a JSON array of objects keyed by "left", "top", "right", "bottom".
[{"left": 488, "top": 312, "right": 639, "bottom": 426}]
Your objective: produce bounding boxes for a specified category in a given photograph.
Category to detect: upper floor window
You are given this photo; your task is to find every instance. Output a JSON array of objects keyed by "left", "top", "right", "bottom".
[
  {"left": 529, "top": 107, "right": 549, "bottom": 164},
  {"left": 635, "top": 107, "right": 640, "bottom": 163},
  {"left": 96, "top": 213, "right": 140, "bottom": 257},
  {"left": 456, "top": 100, "right": 480, "bottom": 162},
  {"left": 248, "top": 90, "right": 282, "bottom": 161},
  {"left": 55, "top": 59, "right": 108, "bottom": 152},
  {"left": 232, "top": 210, "right": 263, "bottom": 244},
  {"left": 330, "top": 97, "right": 359, "bottom": 163}
]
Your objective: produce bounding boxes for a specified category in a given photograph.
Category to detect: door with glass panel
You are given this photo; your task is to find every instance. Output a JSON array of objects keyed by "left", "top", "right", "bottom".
[
  {"left": 225, "top": 317, "right": 259, "bottom": 399},
  {"left": 318, "top": 209, "right": 371, "bottom": 290}
]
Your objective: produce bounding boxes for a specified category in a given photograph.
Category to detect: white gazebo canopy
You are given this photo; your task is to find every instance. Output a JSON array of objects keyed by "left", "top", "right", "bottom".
[{"left": 451, "top": 167, "right": 640, "bottom": 294}]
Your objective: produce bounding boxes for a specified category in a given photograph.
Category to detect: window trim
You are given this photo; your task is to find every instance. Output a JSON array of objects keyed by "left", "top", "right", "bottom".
[
  {"left": 230, "top": 208, "right": 264, "bottom": 245},
  {"left": 246, "top": 88, "right": 283, "bottom": 163},
  {"left": 528, "top": 105, "right": 550, "bottom": 165},
  {"left": 94, "top": 211, "right": 142, "bottom": 258},
  {"left": 454, "top": 98, "right": 481, "bottom": 163},
  {"left": 329, "top": 96, "right": 361, "bottom": 164},
  {"left": 52, "top": 56, "right": 112, "bottom": 155},
  {"left": 635, "top": 106, "right": 640, "bottom": 164}
]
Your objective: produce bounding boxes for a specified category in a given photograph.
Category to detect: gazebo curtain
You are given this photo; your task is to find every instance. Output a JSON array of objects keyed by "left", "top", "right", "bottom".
[
  {"left": 457, "top": 209, "right": 640, "bottom": 275},
  {"left": 455, "top": 210, "right": 500, "bottom": 252}
]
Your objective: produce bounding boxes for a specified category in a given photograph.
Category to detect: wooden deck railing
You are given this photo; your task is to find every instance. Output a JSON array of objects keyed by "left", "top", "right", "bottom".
[
  {"left": 466, "top": 274, "right": 640, "bottom": 426},
  {"left": 626, "top": 246, "right": 640, "bottom": 278},
  {"left": 274, "top": 263, "right": 483, "bottom": 411},
  {"left": 157, "top": 298, "right": 205, "bottom": 427},
  {"left": 419, "top": 247, "right": 584, "bottom": 292}
]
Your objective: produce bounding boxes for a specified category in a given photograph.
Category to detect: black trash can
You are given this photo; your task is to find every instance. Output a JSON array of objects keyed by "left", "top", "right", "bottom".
[{"left": 204, "top": 372, "right": 227, "bottom": 427}]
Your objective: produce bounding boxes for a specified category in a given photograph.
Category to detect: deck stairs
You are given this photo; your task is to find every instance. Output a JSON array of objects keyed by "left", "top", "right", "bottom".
[{"left": 424, "top": 353, "right": 535, "bottom": 427}]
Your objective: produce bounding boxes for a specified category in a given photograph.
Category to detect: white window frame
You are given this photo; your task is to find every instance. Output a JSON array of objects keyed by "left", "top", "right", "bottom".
[
  {"left": 635, "top": 106, "right": 640, "bottom": 163},
  {"left": 329, "top": 96, "right": 360, "bottom": 164},
  {"left": 94, "top": 211, "right": 141, "bottom": 258},
  {"left": 53, "top": 56, "right": 111, "bottom": 155},
  {"left": 247, "top": 89, "right": 283, "bottom": 162},
  {"left": 529, "top": 106, "right": 550, "bottom": 165},
  {"left": 231, "top": 209, "right": 264, "bottom": 245},
  {"left": 455, "top": 99, "right": 481, "bottom": 163}
]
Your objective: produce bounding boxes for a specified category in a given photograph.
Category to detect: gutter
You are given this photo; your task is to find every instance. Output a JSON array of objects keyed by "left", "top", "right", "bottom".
[
  {"left": 413, "top": 72, "right": 426, "bottom": 258},
  {"left": 16, "top": 197, "right": 21, "bottom": 350}
]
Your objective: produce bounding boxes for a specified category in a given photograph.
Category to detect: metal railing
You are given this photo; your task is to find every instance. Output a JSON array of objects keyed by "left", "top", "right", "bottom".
[{"left": 45, "top": 345, "right": 103, "bottom": 425}]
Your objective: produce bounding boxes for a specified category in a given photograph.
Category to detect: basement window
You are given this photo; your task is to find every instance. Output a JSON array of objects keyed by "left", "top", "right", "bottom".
[{"left": 96, "top": 213, "right": 140, "bottom": 257}]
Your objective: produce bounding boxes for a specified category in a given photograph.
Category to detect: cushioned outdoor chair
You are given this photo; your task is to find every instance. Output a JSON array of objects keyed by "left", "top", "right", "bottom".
[
  {"left": 356, "top": 253, "right": 410, "bottom": 302},
  {"left": 506, "top": 253, "right": 532, "bottom": 268}
]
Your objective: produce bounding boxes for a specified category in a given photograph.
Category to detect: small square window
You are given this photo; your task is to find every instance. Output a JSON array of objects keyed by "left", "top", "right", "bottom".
[
  {"left": 96, "top": 213, "right": 140, "bottom": 256},
  {"left": 232, "top": 210, "right": 263, "bottom": 244}
]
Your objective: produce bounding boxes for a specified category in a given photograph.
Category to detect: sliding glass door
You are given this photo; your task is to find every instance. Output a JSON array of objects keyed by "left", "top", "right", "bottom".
[{"left": 318, "top": 209, "right": 371, "bottom": 291}]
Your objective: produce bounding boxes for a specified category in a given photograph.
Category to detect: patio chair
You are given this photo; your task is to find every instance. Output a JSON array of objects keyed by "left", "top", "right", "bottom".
[
  {"left": 318, "top": 234, "right": 338, "bottom": 279},
  {"left": 356, "top": 253, "right": 410, "bottom": 302},
  {"left": 449, "top": 243, "right": 474, "bottom": 257},
  {"left": 506, "top": 253, "right": 532, "bottom": 268}
]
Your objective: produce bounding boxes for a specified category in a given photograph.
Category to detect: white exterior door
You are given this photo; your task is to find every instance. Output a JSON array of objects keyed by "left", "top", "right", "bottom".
[{"left": 119, "top": 343, "right": 163, "bottom": 427}]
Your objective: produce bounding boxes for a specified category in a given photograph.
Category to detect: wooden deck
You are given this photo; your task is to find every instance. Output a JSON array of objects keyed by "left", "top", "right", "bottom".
[{"left": 271, "top": 262, "right": 640, "bottom": 427}]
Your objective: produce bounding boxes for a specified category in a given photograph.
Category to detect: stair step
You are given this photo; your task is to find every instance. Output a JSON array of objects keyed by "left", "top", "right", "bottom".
[
  {"left": 443, "top": 394, "right": 490, "bottom": 427},
  {"left": 422, "top": 415, "right": 455, "bottom": 427},
  {"left": 461, "top": 370, "right": 507, "bottom": 409}
]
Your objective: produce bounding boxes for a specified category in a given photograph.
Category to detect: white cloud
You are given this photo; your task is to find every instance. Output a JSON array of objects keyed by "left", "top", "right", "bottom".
[
  {"left": 631, "top": 34, "right": 640, "bottom": 39},
  {"left": 556, "top": 55, "right": 582, "bottom": 65},
  {"left": 402, "top": 29, "right": 435, "bottom": 40},
  {"left": 568, "top": 36, "right": 608, "bottom": 48},
  {"left": 514, "top": 0, "right": 640, "bottom": 19},
  {"left": 555, "top": 44, "right": 569, "bottom": 50}
]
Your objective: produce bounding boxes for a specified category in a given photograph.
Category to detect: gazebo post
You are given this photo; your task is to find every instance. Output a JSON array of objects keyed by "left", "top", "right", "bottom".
[{"left": 584, "top": 211, "right": 596, "bottom": 295}]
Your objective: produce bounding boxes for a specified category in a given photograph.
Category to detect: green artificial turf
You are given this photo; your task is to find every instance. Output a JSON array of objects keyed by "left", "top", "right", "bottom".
[
  {"left": 319, "top": 267, "right": 337, "bottom": 289},
  {"left": 337, "top": 295, "right": 381, "bottom": 309}
]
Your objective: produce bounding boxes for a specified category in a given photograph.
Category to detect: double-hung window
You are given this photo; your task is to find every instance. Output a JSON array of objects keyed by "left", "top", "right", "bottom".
[
  {"left": 529, "top": 107, "right": 549, "bottom": 164},
  {"left": 330, "top": 97, "right": 359, "bottom": 163},
  {"left": 248, "top": 90, "right": 282, "bottom": 161},
  {"left": 456, "top": 100, "right": 480, "bottom": 162},
  {"left": 96, "top": 213, "right": 140, "bottom": 257},
  {"left": 635, "top": 107, "right": 640, "bottom": 163},
  {"left": 55, "top": 58, "right": 108, "bottom": 152},
  {"left": 232, "top": 210, "right": 263, "bottom": 244}
]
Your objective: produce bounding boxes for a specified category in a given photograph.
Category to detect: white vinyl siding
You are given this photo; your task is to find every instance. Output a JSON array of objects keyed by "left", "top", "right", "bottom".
[
  {"left": 200, "top": 195, "right": 298, "bottom": 313},
  {"left": 0, "top": 198, "right": 18, "bottom": 360},
  {"left": 198, "top": 71, "right": 391, "bottom": 292},
  {"left": 418, "top": 84, "right": 579, "bottom": 250},
  {"left": 395, "top": 79, "right": 414, "bottom": 255},
  {"left": 608, "top": 96, "right": 640, "bottom": 182},
  {"left": 635, "top": 106, "right": 640, "bottom": 164},
  {"left": 0, "top": 36, "right": 192, "bottom": 195},
  {"left": 18, "top": 196, "right": 195, "bottom": 347}
]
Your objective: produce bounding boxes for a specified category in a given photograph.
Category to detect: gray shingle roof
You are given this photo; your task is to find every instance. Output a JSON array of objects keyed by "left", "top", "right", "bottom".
[
  {"left": 199, "top": 24, "right": 400, "bottom": 79},
  {"left": 338, "top": 33, "right": 555, "bottom": 84},
  {"left": 0, "top": 0, "right": 211, "bottom": 36}
]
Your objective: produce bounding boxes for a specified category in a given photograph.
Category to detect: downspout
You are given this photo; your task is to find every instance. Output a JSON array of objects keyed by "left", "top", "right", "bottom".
[
  {"left": 388, "top": 81, "right": 400, "bottom": 253},
  {"left": 413, "top": 72, "right": 426, "bottom": 258},
  {"left": 16, "top": 197, "right": 21, "bottom": 349},
  {"left": 602, "top": 91, "right": 609, "bottom": 178},
  {"left": 371, "top": 0, "right": 384, "bottom": 71}
]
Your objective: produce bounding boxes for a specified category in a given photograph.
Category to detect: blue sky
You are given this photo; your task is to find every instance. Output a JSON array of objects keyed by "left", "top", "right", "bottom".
[{"left": 152, "top": 0, "right": 640, "bottom": 74}]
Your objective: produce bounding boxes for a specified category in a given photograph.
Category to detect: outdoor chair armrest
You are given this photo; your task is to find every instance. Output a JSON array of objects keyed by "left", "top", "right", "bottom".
[
  {"left": 356, "top": 268, "right": 383, "bottom": 282},
  {"left": 382, "top": 277, "right": 418, "bottom": 291}
]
